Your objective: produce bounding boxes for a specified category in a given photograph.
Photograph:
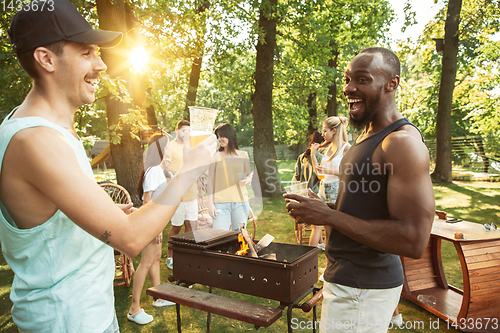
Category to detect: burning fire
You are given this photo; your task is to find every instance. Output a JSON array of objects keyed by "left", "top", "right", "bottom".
[{"left": 236, "top": 232, "right": 249, "bottom": 256}]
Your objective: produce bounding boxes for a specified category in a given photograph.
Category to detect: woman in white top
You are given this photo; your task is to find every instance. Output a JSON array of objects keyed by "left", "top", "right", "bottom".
[
  {"left": 310, "top": 116, "right": 351, "bottom": 246},
  {"left": 127, "top": 133, "right": 174, "bottom": 325}
]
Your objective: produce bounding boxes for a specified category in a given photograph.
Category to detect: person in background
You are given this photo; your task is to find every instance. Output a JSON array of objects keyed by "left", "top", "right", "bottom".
[
  {"left": 208, "top": 123, "right": 252, "bottom": 231},
  {"left": 310, "top": 116, "right": 351, "bottom": 251},
  {"left": 292, "top": 131, "right": 327, "bottom": 249},
  {"left": 161, "top": 120, "right": 199, "bottom": 270},
  {"left": 292, "top": 131, "right": 325, "bottom": 194},
  {"left": 311, "top": 116, "right": 351, "bottom": 203},
  {"left": 0, "top": 1, "right": 216, "bottom": 332},
  {"left": 127, "top": 133, "right": 175, "bottom": 325},
  {"left": 284, "top": 47, "right": 435, "bottom": 332}
]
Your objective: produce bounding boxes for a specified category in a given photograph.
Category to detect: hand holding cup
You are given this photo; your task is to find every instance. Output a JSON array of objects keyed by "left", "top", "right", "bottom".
[{"left": 188, "top": 106, "right": 219, "bottom": 147}]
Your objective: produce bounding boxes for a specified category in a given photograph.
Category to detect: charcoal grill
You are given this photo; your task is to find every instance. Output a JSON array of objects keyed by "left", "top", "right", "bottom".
[
  {"left": 154, "top": 229, "right": 322, "bottom": 332},
  {"left": 170, "top": 229, "right": 320, "bottom": 304}
]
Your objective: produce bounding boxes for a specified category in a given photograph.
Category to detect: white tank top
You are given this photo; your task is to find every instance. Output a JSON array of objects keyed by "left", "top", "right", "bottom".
[{"left": 321, "top": 142, "right": 348, "bottom": 183}]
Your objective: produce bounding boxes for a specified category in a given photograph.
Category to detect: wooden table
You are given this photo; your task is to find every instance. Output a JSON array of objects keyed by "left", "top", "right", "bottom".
[{"left": 401, "top": 217, "right": 500, "bottom": 332}]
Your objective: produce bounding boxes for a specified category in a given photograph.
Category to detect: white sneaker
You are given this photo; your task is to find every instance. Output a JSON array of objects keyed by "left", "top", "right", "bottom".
[
  {"left": 317, "top": 243, "right": 325, "bottom": 251},
  {"left": 166, "top": 257, "right": 173, "bottom": 270},
  {"left": 391, "top": 314, "right": 403, "bottom": 328},
  {"left": 127, "top": 309, "right": 153, "bottom": 325},
  {"left": 319, "top": 273, "right": 324, "bottom": 282},
  {"left": 152, "top": 299, "right": 175, "bottom": 307}
]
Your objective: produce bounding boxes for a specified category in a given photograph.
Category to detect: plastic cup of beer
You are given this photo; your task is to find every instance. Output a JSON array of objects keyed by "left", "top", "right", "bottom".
[
  {"left": 188, "top": 106, "right": 219, "bottom": 147},
  {"left": 316, "top": 165, "right": 326, "bottom": 180},
  {"left": 284, "top": 182, "right": 308, "bottom": 203}
]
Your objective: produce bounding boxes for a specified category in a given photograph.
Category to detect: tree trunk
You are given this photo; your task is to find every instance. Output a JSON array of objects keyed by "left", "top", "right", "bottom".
[
  {"left": 252, "top": 0, "right": 282, "bottom": 197},
  {"left": 132, "top": 73, "right": 156, "bottom": 134},
  {"left": 325, "top": 44, "right": 339, "bottom": 117},
  {"left": 145, "top": 88, "right": 158, "bottom": 131},
  {"left": 307, "top": 92, "right": 317, "bottom": 137},
  {"left": 97, "top": 0, "right": 144, "bottom": 206},
  {"left": 431, "top": 0, "right": 462, "bottom": 183},
  {"left": 185, "top": 57, "right": 203, "bottom": 113},
  {"left": 184, "top": 0, "right": 211, "bottom": 116},
  {"left": 146, "top": 104, "right": 158, "bottom": 132}
]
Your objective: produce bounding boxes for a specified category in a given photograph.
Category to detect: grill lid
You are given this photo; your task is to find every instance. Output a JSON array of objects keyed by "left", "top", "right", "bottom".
[{"left": 170, "top": 229, "right": 239, "bottom": 249}]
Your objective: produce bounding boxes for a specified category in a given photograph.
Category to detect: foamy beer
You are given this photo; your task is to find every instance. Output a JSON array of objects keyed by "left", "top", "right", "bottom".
[
  {"left": 316, "top": 165, "right": 325, "bottom": 179},
  {"left": 284, "top": 182, "right": 308, "bottom": 203},
  {"left": 188, "top": 106, "right": 219, "bottom": 147}
]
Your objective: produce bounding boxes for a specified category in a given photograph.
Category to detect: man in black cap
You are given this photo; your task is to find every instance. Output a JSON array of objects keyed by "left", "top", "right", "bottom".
[{"left": 0, "top": 1, "right": 216, "bottom": 331}]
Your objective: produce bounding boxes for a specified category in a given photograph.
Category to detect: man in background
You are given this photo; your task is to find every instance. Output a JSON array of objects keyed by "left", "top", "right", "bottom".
[{"left": 162, "top": 120, "right": 199, "bottom": 269}]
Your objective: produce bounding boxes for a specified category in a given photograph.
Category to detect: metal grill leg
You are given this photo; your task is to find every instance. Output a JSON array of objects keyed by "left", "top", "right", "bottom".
[
  {"left": 207, "top": 286, "right": 212, "bottom": 333},
  {"left": 287, "top": 304, "right": 294, "bottom": 333},
  {"left": 176, "top": 303, "right": 182, "bottom": 333},
  {"left": 313, "top": 302, "right": 318, "bottom": 333}
]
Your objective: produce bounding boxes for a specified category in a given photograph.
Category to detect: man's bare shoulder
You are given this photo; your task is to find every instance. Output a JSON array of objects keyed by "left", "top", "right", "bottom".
[
  {"left": 4, "top": 126, "right": 80, "bottom": 180},
  {"left": 8, "top": 126, "right": 71, "bottom": 158},
  {"left": 378, "top": 124, "right": 430, "bottom": 173},
  {"left": 1, "top": 127, "right": 77, "bottom": 228},
  {"left": 396, "top": 123, "right": 423, "bottom": 140},
  {"left": 382, "top": 124, "right": 426, "bottom": 151},
  {"left": 10, "top": 125, "right": 66, "bottom": 140}
]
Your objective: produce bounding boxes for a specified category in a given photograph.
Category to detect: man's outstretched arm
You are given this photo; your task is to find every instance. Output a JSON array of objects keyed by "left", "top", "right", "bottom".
[{"left": 0, "top": 127, "right": 216, "bottom": 257}]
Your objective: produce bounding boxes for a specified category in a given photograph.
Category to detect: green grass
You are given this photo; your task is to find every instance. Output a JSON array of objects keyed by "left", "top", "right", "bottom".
[
  {"left": 1, "top": 180, "right": 499, "bottom": 332},
  {"left": 277, "top": 159, "right": 297, "bottom": 183}
]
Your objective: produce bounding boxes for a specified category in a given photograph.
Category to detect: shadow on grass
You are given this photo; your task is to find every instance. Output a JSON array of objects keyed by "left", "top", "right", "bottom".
[{"left": 433, "top": 181, "right": 500, "bottom": 224}]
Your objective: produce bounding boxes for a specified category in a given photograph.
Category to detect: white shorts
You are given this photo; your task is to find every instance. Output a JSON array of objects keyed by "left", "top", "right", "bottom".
[
  {"left": 319, "top": 281, "right": 402, "bottom": 333},
  {"left": 171, "top": 200, "right": 198, "bottom": 226}
]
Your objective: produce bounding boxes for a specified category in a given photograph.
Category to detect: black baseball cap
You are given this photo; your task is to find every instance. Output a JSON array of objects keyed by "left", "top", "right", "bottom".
[{"left": 8, "top": 0, "right": 122, "bottom": 54}]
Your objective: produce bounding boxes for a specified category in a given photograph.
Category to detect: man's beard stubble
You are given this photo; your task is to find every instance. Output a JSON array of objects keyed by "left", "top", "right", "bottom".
[{"left": 348, "top": 86, "right": 382, "bottom": 131}]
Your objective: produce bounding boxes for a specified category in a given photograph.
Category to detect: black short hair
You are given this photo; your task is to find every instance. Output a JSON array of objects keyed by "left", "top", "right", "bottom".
[
  {"left": 17, "top": 40, "right": 68, "bottom": 80},
  {"left": 176, "top": 119, "right": 190, "bottom": 129},
  {"left": 360, "top": 47, "right": 400, "bottom": 77}
]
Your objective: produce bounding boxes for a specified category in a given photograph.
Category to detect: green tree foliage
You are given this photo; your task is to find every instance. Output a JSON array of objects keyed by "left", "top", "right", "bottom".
[
  {"left": 0, "top": 10, "right": 31, "bottom": 119},
  {"left": 397, "top": 0, "right": 500, "bottom": 173},
  {"left": 192, "top": 0, "right": 259, "bottom": 143},
  {"left": 196, "top": 51, "right": 256, "bottom": 145},
  {"left": 272, "top": 0, "right": 395, "bottom": 145},
  {"left": 131, "top": 0, "right": 237, "bottom": 130},
  {"left": 2, "top": 0, "right": 500, "bottom": 178}
]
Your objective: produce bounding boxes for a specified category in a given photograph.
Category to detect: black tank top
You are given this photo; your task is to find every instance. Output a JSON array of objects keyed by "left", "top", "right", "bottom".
[{"left": 324, "top": 118, "right": 420, "bottom": 289}]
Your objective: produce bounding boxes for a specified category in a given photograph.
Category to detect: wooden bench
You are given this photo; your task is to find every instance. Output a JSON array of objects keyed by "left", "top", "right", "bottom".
[{"left": 147, "top": 283, "right": 283, "bottom": 330}]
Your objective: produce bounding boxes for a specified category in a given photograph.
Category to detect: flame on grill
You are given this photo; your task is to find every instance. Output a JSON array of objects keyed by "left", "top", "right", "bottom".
[{"left": 236, "top": 232, "right": 249, "bottom": 256}]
